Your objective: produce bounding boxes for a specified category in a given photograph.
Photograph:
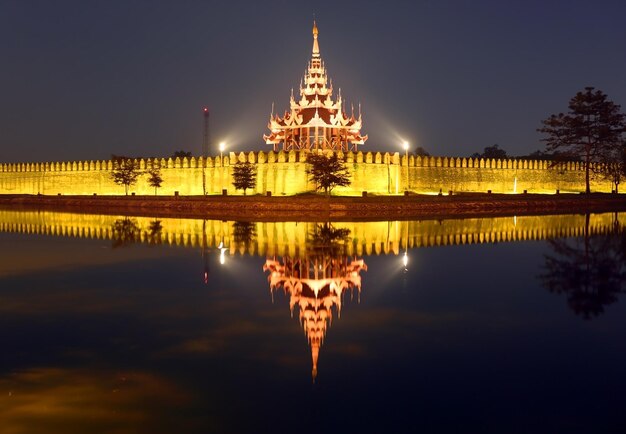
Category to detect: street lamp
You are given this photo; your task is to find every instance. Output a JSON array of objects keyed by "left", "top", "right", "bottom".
[{"left": 402, "top": 141, "right": 410, "bottom": 191}]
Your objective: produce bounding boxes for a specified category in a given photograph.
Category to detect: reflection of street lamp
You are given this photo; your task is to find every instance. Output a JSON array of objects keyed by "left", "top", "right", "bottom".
[
  {"left": 402, "top": 141, "right": 409, "bottom": 191},
  {"left": 218, "top": 240, "right": 227, "bottom": 265},
  {"left": 219, "top": 142, "right": 226, "bottom": 167},
  {"left": 402, "top": 250, "right": 408, "bottom": 271}
]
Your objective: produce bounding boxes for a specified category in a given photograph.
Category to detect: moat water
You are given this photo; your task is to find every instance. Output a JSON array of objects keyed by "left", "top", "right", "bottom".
[{"left": 0, "top": 211, "right": 625, "bottom": 433}]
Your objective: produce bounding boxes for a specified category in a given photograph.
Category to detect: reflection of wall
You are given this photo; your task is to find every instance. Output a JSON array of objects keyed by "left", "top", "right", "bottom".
[
  {"left": 0, "top": 209, "right": 624, "bottom": 256},
  {"left": 0, "top": 151, "right": 613, "bottom": 196}
]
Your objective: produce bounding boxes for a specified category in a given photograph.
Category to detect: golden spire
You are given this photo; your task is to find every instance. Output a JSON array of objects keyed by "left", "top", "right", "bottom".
[{"left": 312, "top": 20, "right": 320, "bottom": 57}]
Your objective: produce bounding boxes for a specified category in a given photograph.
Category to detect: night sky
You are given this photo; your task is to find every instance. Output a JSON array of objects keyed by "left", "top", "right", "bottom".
[{"left": 1, "top": 0, "right": 625, "bottom": 163}]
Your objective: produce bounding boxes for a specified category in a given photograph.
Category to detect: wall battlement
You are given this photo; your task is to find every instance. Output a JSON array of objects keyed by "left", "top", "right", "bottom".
[{"left": 0, "top": 150, "right": 613, "bottom": 195}]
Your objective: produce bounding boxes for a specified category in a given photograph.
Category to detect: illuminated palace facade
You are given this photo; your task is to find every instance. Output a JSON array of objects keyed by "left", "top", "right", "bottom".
[{"left": 264, "top": 22, "right": 368, "bottom": 152}]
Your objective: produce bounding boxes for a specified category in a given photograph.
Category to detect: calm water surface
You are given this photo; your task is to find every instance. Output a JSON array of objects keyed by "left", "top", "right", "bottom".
[{"left": 0, "top": 211, "right": 625, "bottom": 433}]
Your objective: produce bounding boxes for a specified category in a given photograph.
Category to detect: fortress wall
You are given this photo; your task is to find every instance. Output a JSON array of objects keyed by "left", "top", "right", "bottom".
[{"left": 0, "top": 151, "right": 613, "bottom": 196}]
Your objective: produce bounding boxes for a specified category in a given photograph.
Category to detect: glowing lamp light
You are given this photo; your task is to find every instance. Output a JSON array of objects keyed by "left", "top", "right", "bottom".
[
  {"left": 219, "top": 142, "right": 226, "bottom": 153},
  {"left": 402, "top": 141, "right": 409, "bottom": 151},
  {"left": 218, "top": 241, "right": 227, "bottom": 265},
  {"left": 402, "top": 251, "right": 409, "bottom": 268}
]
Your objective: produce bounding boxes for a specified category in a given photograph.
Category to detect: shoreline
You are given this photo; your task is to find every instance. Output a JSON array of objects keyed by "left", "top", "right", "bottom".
[{"left": 1, "top": 193, "right": 625, "bottom": 221}]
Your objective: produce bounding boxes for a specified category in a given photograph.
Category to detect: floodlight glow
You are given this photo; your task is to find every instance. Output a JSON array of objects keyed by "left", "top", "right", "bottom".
[
  {"left": 219, "top": 142, "right": 226, "bottom": 152},
  {"left": 402, "top": 141, "right": 409, "bottom": 151}
]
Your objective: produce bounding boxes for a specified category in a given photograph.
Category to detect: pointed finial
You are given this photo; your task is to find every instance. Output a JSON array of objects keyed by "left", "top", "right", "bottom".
[
  {"left": 271, "top": 102, "right": 274, "bottom": 117},
  {"left": 312, "top": 20, "right": 320, "bottom": 57}
]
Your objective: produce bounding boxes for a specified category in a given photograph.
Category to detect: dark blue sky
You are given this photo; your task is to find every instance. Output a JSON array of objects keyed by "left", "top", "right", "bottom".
[{"left": 1, "top": 0, "right": 625, "bottom": 163}]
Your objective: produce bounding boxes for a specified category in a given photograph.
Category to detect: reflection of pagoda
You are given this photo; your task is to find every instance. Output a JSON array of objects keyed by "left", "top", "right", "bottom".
[
  {"left": 263, "top": 22, "right": 368, "bottom": 152},
  {"left": 263, "top": 255, "right": 367, "bottom": 381}
]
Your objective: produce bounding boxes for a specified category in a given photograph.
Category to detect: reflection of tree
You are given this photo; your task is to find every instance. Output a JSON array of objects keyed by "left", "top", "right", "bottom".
[
  {"left": 540, "top": 214, "right": 626, "bottom": 319},
  {"left": 146, "top": 220, "right": 163, "bottom": 245},
  {"left": 308, "top": 222, "right": 351, "bottom": 256},
  {"left": 111, "top": 218, "right": 141, "bottom": 248},
  {"left": 232, "top": 221, "right": 256, "bottom": 249}
]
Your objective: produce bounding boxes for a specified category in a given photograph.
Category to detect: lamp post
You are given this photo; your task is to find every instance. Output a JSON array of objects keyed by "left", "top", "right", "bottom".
[
  {"left": 219, "top": 142, "right": 226, "bottom": 194},
  {"left": 402, "top": 141, "right": 409, "bottom": 191}
]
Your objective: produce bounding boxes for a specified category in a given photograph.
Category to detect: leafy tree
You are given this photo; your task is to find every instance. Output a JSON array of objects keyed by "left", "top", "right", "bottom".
[
  {"left": 232, "top": 161, "right": 257, "bottom": 195},
  {"left": 110, "top": 155, "right": 142, "bottom": 195},
  {"left": 470, "top": 144, "right": 508, "bottom": 159},
  {"left": 172, "top": 150, "right": 192, "bottom": 159},
  {"left": 146, "top": 162, "right": 163, "bottom": 195},
  {"left": 306, "top": 152, "right": 351, "bottom": 195},
  {"left": 538, "top": 87, "right": 626, "bottom": 193}
]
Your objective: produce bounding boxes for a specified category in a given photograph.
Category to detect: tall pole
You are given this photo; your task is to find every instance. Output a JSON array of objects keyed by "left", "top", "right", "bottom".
[
  {"left": 219, "top": 142, "right": 225, "bottom": 193},
  {"left": 403, "top": 141, "right": 409, "bottom": 191},
  {"left": 202, "top": 107, "right": 210, "bottom": 195}
]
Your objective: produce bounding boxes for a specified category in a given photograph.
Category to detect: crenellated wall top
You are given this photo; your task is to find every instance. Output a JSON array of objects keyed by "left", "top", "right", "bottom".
[{"left": 0, "top": 151, "right": 590, "bottom": 173}]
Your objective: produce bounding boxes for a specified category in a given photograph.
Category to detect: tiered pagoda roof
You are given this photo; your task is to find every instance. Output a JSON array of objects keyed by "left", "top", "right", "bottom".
[{"left": 264, "top": 22, "right": 368, "bottom": 152}]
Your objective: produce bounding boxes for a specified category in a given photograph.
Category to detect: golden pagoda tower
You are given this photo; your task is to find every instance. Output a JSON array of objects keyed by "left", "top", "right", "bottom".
[
  {"left": 264, "top": 21, "right": 368, "bottom": 152},
  {"left": 263, "top": 254, "right": 367, "bottom": 381}
]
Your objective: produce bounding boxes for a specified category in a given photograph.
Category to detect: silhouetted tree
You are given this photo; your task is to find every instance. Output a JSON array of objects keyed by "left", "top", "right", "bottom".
[
  {"left": 601, "top": 142, "right": 626, "bottom": 193},
  {"left": 518, "top": 149, "right": 574, "bottom": 162},
  {"left": 538, "top": 87, "right": 626, "bottom": 193},
  {"left": 306, "top": 153, "right": 351, "bottom": 195},
  {"left": 539, "top": 214, "right": 626, "bottom": 319},
  {"left": 470, "top": 144, "right": 508, "bottom": 159},
  {"left": 110, "top": 155, "right": 142, "bottom": 195},
  {"left": 232, "top": 161, "right": 257, "bottom": 195},
  {"left": 172, "top": 150, "right": 192, "bottom": 159},
  {"left": 111, "top": 217, "right": 141, "bottom": 248},
  {"left": 414, "top": 146, "right": 430, "bottom": 157},
  {"left": 146, "top": 162, "right": 163, "bottom": 195}
]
